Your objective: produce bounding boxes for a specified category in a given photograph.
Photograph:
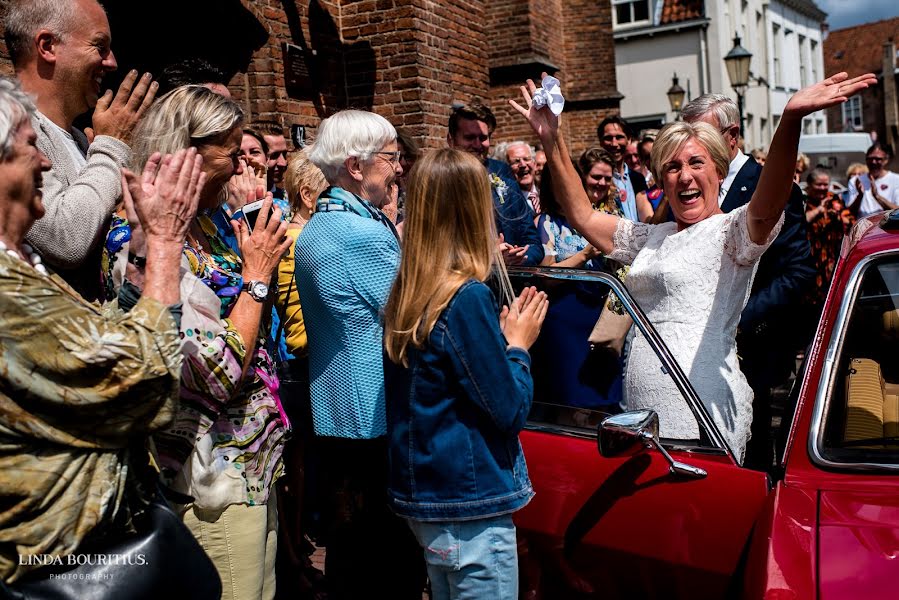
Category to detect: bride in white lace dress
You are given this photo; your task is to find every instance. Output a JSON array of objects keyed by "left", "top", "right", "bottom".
[{"left": 512, "top": 72, "right": 875, "bottom": 463}]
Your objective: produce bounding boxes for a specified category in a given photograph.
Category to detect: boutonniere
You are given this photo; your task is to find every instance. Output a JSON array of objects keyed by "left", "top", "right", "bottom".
[{"left": 489, "top": 173, "right": 508, "bottom": 204}]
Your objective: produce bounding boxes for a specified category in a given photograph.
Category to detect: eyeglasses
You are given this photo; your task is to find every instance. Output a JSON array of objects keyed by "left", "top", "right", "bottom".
[
  {"left": 867, "top": 156, "right": 887, "bottom": 162},
  {"left": 375, "top": 151, "right": 403, "bottom": 164},
  {"left": 508, "top": 157, "right": 534, "bottom": 166}
]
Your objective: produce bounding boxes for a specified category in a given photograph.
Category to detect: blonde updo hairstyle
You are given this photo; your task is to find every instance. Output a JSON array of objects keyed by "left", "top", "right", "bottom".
[
  {"left": 284, "top": 147, "right": 328, "bottom": 215},
  {"left": 650, "top": 121, "right": 730, "bottom": 189},
  {"left": 131, "top": 85, "right": 244, "bottom": 172}
]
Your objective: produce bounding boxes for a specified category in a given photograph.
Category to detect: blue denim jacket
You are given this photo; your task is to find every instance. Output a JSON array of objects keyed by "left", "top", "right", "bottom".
[{"left": 385, "top": 280, "right": 535, "bottom": 521}]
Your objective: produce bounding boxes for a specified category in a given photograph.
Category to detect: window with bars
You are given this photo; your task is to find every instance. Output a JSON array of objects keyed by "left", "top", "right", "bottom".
[
  {"left": 612, "top": 0, "right": 651, "bottom": 27},
  {"left": 842, "top": 96, "right": 863, "bottom": 131},
  {"left": 772, "top": 24, "right": 782, "bottom": 88},
  {"left": 799, "top": 35, "right": 807, "bottom": 87},
  {"left": 810, "top": 40, "right": 819, "bottom": 82}
]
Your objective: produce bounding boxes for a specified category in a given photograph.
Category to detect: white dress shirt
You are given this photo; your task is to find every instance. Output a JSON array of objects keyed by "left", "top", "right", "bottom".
[{"left": 719, "top": 152, "right": 750, "bottom": 206}]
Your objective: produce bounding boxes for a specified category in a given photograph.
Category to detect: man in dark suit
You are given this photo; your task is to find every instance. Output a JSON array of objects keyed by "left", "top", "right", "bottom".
[{"left": 682, "top": 94, "right": 816, "bottom": 469}]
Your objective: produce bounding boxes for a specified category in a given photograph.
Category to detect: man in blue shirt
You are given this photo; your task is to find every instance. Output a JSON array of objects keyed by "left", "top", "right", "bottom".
[
  {"left": 597, "top": 115, "right": 652, "bottom": 223},
  {"left": 447, "top": 104, "right": 544, "bottom": 266}
]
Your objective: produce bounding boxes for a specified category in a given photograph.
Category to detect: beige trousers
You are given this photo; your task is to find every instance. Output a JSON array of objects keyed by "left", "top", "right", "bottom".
[{"left": 182, "top": 495, "right": 278, "bottom": 600}]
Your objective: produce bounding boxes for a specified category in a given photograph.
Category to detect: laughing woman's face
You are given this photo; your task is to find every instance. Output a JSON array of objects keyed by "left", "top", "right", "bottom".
[{"left": 661, "top": 138, "right": 723, "bottom": 228}]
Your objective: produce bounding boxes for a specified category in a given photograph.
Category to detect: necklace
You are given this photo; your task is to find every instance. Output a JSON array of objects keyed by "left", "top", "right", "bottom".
[{"left": 0, "top": 239, "right": 48, "bottom": 275}]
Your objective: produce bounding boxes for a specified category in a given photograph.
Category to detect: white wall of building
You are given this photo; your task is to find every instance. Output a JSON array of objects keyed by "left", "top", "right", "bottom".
[
  {"left": 613, "top": 0, "right": 826, "bottom": 152},
  {"left": 616, "top": 31, "right": 705, "bottom": 125}
]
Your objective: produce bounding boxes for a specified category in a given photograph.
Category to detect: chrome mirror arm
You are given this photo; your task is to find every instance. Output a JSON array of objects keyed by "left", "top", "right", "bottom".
[{"left": 640, "top": 431, "right": 707, "bottom": 479}]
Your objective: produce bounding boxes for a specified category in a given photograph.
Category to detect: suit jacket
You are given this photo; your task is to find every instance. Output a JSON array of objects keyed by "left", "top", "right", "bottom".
[
  {"left": 723, "top": 157, "right": 816, "bottom": 387},
  {"left": 486, "top": 158, "right": 544, "bottom": 266}
]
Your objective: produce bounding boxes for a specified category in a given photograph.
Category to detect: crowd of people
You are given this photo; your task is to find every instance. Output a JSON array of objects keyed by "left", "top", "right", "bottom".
[{"left": 0, "top": 0, "right": 882, "bottom": 599}]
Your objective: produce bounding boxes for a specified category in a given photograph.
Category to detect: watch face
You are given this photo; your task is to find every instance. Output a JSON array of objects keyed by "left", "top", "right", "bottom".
[{"left": 251, "top": 281, "right": 269, "bottom": 298}]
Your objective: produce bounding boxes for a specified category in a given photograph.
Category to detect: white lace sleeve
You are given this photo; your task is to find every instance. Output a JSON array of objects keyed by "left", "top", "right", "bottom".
[
  {"left": 608, "top": 217, "right": 653, "bottom": 265},
  {"left": 725, "top": 203, "right": 785, "bottom": 266}
]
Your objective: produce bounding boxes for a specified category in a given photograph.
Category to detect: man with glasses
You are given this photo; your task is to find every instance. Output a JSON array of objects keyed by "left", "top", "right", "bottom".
[
  {"left": 681, "top": 94, "right": 815, "bottom": 470},
  {"left": 847, "top": 142, "right": 898, "bottom": 217},
  {"left": 447, "top": 104, "right": 543, "bottom": 266}
]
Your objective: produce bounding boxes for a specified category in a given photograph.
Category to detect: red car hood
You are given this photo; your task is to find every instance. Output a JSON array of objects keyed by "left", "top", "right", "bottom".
[{"left": 818, "top": 489, "right": 899, "bottom": 600}]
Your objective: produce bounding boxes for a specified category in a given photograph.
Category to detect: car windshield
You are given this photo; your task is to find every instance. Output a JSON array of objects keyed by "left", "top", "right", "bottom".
[
  {"left": 820, "top": 256, "right": 899, "bottom": 465},
  {"left": 506, "top": 267, "right": 725, "bottom": 453}
]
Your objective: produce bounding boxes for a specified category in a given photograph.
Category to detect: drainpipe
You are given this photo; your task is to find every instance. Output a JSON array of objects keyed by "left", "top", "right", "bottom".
[{"left": 883, "top": 40, "right": 899, "bottom": 152}]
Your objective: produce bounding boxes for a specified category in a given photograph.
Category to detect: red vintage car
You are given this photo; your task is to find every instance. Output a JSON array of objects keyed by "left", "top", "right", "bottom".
[{"left": 510, "top": 210, "right": 899, "bottom": 600}]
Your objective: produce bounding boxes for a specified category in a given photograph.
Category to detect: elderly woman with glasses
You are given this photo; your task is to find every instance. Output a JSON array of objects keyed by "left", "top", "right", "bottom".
[
  {"left": 293, "top": 110, "right": 423, "bottom": 600},
  {"left": 101, "top": 85, "right": 292, "bottom": 599}
]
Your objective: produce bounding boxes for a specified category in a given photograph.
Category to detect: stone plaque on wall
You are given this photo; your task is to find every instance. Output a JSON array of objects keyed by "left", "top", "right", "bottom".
[{"left": 282, "top": 41, "right": 315, "bottom": 100}]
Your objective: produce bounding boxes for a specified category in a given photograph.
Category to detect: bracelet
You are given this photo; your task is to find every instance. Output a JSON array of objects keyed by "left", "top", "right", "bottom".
[{"left": 128, "top": 252, "right": 147, "bottom": 268}]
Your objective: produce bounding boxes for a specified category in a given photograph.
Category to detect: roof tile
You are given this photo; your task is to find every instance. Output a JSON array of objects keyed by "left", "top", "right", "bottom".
[{"left": 659, "top": 0, "right": 704, "bottom": 25}]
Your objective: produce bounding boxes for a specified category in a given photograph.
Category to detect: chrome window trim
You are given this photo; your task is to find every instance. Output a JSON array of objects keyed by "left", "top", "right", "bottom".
[
  {"left": 808, "top": 249, "right": 899, "bottom": 472},
  {"left": 509, "top": 266, "right": 734, "bottom": 457},
  {"left": 523, "top": 419, "right": 729, "bottom": 456}
]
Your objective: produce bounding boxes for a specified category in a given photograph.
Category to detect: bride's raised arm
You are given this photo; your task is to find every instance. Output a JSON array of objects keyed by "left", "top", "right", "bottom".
[
  {"left": 510, "top": 78, "right": 620, "bottom": 255},
  {"left": 748, "top": 72, "right": 876, "bottom": 244}
]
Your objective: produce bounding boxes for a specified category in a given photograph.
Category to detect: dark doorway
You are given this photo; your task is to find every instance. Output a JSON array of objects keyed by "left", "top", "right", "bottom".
[{"left": 100, "top": 0, "right": 268, "bottom": 90}]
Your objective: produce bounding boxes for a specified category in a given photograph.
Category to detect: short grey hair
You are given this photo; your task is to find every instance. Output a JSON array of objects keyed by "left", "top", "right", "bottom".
[
  {"left": 680, "top": 93, "right": 740, "bottom": 131},
  {"left": 0, "top": 76, "right": 37, "bottom": 159},
  {"left": 494, "top": 140, "right": 535, "bottom": 163},
  {"left": 308, "top": 110, "right": 396, "bottom": 183},
  {"left": 131, "top": 85, "right": 244, "bottom": 171},
  {"left": 3, "top": 0, "right": 82, "bottom": 65}
]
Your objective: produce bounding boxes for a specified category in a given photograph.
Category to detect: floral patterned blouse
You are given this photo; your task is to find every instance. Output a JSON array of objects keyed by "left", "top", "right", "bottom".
[
  {"left": 102, "top": 211, "right": 289, "bottom": 510},
  {"left": 804, "top": 192, "right": 855, "bottom": 306}
]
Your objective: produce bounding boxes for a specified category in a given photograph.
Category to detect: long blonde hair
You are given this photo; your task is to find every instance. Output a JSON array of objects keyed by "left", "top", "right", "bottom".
[{"left": 384, "top": 148, "right": 511, "bottom": 366}]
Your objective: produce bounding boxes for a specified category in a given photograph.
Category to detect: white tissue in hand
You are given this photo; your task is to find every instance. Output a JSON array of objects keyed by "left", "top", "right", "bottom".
[{"left": 531, "top": 75, "right": 565, "bottom": 116}]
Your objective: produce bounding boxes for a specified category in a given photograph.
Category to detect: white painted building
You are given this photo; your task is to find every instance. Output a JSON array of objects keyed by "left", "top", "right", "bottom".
[{"left": 613, "top": 0, "right": 827, "bottom": 151}]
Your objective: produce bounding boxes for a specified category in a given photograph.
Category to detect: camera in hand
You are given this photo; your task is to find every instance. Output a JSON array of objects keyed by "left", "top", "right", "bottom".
[{"left": 241, "top": 199, "right": 274, "bottom": 232}]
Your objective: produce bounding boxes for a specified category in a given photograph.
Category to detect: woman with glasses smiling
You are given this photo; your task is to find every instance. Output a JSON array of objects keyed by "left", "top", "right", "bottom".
[
  {"left": 847, "top": 141, "right": 899, "bottom": 218},
  {"left": 293, "top": 110, "right": 424, "bottom": 599}
]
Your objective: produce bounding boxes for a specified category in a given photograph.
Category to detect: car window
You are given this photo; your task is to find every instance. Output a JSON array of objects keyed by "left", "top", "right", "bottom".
[
  {"left": 506, "top": 268, "right": 720, "bottom": 451},
  {"left": 820, "top": 256, "right": 899, "bottom": 464}
]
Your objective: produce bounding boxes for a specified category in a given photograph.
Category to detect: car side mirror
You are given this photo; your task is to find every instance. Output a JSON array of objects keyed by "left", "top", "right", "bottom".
[
  {"left": 598, "top": 410, "right": 707, "bottom": 479},
  {"left": 599, "top": 409, "right": 659, "bottom": 458}
]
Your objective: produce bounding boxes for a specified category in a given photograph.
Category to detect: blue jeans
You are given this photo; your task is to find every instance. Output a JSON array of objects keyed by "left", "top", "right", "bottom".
[{"left": 405, "top": 515, "right": 518, "bottom": 600}]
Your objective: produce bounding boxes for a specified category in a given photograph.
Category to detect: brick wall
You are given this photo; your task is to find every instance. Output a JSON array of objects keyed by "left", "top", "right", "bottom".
[
  {"left": 486, "top": 0, "right": 622, "bottom": 158},
  {"left": 0, "top": 0, "right": 617, "bottom": 155}
]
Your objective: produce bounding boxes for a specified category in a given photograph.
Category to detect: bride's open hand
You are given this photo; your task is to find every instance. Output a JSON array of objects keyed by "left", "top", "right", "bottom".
[
  {"left": 784, "top": 72, "right": 877, "bottom": 119},
  {"left": 509, "top": 73, "right": 559, "bottom": 146}
]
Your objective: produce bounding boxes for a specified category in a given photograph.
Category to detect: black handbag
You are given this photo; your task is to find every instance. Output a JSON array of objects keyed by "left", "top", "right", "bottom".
[{"left": 0, "top": 491, "right": 222, "bottom": 600}]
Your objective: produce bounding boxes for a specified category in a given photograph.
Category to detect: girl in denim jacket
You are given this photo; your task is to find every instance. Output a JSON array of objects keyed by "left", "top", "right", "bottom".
[{"left": 384, "top": 148, "right": 548, "bottom": 598}]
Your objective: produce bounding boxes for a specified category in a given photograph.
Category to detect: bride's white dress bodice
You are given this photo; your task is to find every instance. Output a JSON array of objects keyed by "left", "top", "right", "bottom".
[{"left": 608, "top": 204, "right": 783, "bottom": 463}]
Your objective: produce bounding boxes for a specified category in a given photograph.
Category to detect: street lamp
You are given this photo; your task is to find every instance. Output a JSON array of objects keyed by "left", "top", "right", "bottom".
[
  {"left": 667, "top": 73, "right": 686, "bottom": 120},
  {"left": 723, "top": 34, "right": 752, "bottom": 137}
]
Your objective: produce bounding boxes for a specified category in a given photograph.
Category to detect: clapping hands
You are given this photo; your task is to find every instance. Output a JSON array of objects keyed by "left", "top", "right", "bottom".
[
  {"left": 122, "top": 148, "right": 206, "bottom": 250},
  {"left": 500, "top": 286, "right": 549, "bottom": 350}
]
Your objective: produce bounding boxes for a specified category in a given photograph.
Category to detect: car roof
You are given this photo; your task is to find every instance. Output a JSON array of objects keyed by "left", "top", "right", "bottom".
[{"left": 843, "top": 210, "right": 899, "bottom": 261}]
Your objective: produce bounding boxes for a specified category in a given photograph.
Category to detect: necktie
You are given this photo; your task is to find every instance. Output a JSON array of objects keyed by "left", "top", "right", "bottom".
[{"left": 528, "top": 190, "right": 541, "bottom": 214}]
